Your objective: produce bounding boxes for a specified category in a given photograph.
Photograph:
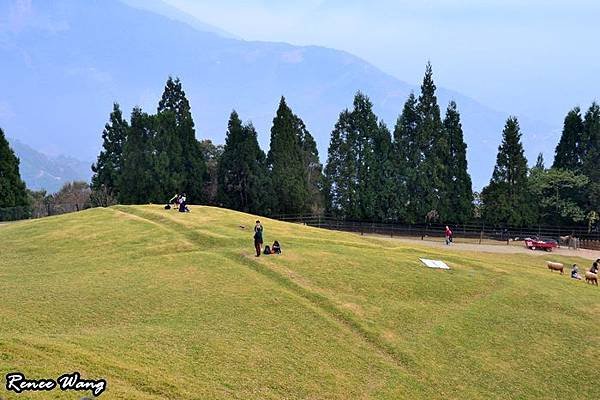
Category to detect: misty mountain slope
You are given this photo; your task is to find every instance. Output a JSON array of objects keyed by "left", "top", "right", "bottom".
[{"left": 0, "top": 0, "right": 555, "bottom": 188}]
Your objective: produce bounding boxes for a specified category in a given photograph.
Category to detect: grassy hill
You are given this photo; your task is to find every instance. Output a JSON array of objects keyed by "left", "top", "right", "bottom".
[{"left": 0, "top": 206, "right": 598, "bottom": 399}]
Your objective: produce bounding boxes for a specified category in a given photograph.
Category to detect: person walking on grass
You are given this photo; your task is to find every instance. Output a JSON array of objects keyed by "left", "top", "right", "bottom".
[
  {"left": 445, "top": 225, "right": 453, "bottom": 245},
  {"left": 254, "top": 220, "right": 264, "bottom": 257}
]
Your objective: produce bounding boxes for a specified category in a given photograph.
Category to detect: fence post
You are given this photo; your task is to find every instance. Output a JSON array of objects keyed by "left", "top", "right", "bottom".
[{"left": 479, "top": 222, "right": 484, "bottom": 245}]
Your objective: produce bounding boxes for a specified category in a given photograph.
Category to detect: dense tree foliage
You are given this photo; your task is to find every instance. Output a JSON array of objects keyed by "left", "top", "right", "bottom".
[
  {"left": 199, "top": 139, "right": 223, "bottom": 206},
  {"left": 82, "top": 70, "right": 600, "bottom": 229},
  {"left": 581, "top": 102, "right": 600, "bottom": 212},
  {"left": 91, "top": 103, "right": 129, "bottom": 198},
  {"left": 267, "top": 97, "right": 316, "bottom": 215},
  {"left": 0, "top": 127, "right": 29, "bottom": 218},
  {"left": 325, "top": 92, "right": 391, "bottom": 220},
  {"left": 443, "top": 101, "right": 473, "bottom": 223},
  {"left": 392, "top": 93, "right": 419, "bottom": 222},
  {"left": 118, "top": 108, "right": 157, "bottom": 204},
  {"left": 529, "top": 167, "right": 588, "bottom": 224},
  {"left": 481, "top": 117, "right": 534, "bottom": 225},
  {"left": 157, "top": 77, "right": 206, "bottom": 203},
  {"left": 218, "top": 111, "right": 270, "bottom": 214},
  {"left": 415, "top": 62, "right": 449, "bottom": 221},
  {"left": 548, "top": 102, "right": 600, "bottom": 227},
  {"left": 553, "top": 107, "right": 585, "bottom": 171}
]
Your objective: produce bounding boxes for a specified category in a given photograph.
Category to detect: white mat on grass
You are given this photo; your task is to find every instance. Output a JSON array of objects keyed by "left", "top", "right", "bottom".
[{"left": 420, "top": 258, "right": 450, "bottom": 270}]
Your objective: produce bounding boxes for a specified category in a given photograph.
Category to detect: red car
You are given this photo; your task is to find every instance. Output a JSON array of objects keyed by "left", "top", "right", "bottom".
[{"left": 524, "top": 237, "right": 558, "bottom": 251}]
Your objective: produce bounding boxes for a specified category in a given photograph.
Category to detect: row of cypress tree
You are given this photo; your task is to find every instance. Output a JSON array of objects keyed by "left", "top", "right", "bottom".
[
  {"left": 3, "top": 66, "right": 596, "bottom": 226},
  {"left": 553, "top": 102, "right": 600, "bottom": 209},
  {"left": 216, "top": 99, "right": 323, "bottom": 216},
  {"left": 325, "top": 63, "right": 473, "bottom": 223},
  {"left": 92, "top": 65, "right": 473, "bottom": 223},
  {"left": 480, "top": 102, "right": 600, "bottom": 226},
  {"left": 92, "top": 78, "right": 205, "bottom": 204},
  {"left": 89, "top": 67, "right": 599, "bottom": 227},
  {"left": 92, "top": 77, "right": 324, "bottom": 216}
]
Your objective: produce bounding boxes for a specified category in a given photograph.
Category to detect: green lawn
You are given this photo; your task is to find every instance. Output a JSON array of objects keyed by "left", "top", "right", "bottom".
[{"left": 0, "top": 205, "right": 598, "bottom": 399}]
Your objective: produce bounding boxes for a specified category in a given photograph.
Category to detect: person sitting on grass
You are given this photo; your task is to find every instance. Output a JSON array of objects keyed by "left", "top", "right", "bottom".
[
  {"left": 263, "top": 245, "right": 272, "bottom": 255},
  {"left": 178, "top": 193, "right": 190, "bottom": 213},
  {"left": 571, "top": 264, "right": 582, "bottom": 280},
  {"left": 272, "top": 240, "right": 281, "bottom": 254}
]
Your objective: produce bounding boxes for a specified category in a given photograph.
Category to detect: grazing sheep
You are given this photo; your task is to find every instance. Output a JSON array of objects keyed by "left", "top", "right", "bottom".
[
  {"left": 585, "top": 272, "right": 598, "bottom": 286},
  {"left": 547, "top": 261, "right": 564, "bottom": 274}
]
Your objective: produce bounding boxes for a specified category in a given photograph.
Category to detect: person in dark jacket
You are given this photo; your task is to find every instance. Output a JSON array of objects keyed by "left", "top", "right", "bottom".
[
  {"left": 272, "top": 240, "right": 281, "bottom": 254},
  {"left": 178, "top": 193, "right": 190, "bottom": 212},
  {"left": 254, "top": 220, "right": 263, "bottom": 257}
]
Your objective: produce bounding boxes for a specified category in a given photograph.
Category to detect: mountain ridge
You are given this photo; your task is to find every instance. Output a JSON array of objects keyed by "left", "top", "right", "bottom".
[
  {"left": 9, "top": 138, "right": 92, "bottom": 193},
  {"left": 0, "top": 0, "right": 556, "bottom": 189}
]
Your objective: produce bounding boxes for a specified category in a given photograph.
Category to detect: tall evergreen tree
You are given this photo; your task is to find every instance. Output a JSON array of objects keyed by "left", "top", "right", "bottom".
[
  {"left": 298, "top": 120, "right": 325, "bottom": 214},
  {"left": 0, "top": 128, "right": 29, "bottom": 211},
  {"left": 118, "top": 108, "right": 157, "bottom": 204},
  {"left": 325, "top": 92, "right": 390, "bottom": 220},
  {"left": 481, "top": 117, "right": 533, "bottom": 225},
  {"left": 267, "top": 97, "right": 312, "bottom": 215},
  {"left": 553, "top": 107, "right": 585, "bottom": 171},
  {"left": 218, "top": 111, "right": 269, "bottom": 214},
  {"left": 199, "top": 140, "right": 223, "bottom": 206},
  {"left": 534, "top": 153, "right": 545, "bottom": 170},
  {"left": 415, "top": 63, "right": 449, "bottom": 221},
  {"left": 157, "top": 77, "right": 206, "bottom": 203},
  {"left": 372, "top": 121, "right": 396, "bottom": 220},
  {"left": 444, "top": 101, "right": 473, "bottom": 222},
  {"left": 392, "top": 93, "right": 419, "bottom": 222},
  {"left": 91, "top": 103, "right": 129, "bottom": 198},
  {"left": 152, "top": 110, "right": 184, "bottom": 201},
  {"left": 353, "top": 92, "right": 383, "bottom": 220},
  {"left": 581, "top": 102, "right": 600, "bottom": 211},
  {"left": 325, "top": 110, "right": 357, "bottom": 218}
]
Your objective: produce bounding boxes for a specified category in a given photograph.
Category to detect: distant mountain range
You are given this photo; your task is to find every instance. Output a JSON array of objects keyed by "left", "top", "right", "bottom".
[
  {"left": 0, "top": 0, "right": 557, "bottom": 191},
  {"left": 9, "top": 138, "right": 92, "bottom": 194}
]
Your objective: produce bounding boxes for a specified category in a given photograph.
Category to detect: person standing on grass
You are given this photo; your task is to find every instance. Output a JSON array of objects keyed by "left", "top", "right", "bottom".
[
  {"left": 445, "top": 225, "right": 453, "bottom": 245},
  {"left": 254, "top": 220, "right": 264, "bottom": 257}
]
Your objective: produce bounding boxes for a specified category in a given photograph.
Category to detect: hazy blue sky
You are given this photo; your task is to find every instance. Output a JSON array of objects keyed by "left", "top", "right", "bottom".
[{"left": 161, "top": 0, "right": 600, "bottom": 126}]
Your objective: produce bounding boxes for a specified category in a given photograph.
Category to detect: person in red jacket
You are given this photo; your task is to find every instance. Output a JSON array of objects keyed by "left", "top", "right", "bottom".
[{"left": 445, "top": 225, "right": 453, "bottom": 245}]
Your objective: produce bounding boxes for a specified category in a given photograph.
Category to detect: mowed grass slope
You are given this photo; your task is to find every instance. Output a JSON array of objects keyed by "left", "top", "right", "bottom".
[{"left": 0, "top": 205, "right": 598, "bottom": 399}]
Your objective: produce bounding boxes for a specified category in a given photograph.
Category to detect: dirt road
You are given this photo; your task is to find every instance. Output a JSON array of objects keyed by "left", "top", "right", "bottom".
[{"left": 364, "top": 234, "right": 600, "bottom": 261}]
